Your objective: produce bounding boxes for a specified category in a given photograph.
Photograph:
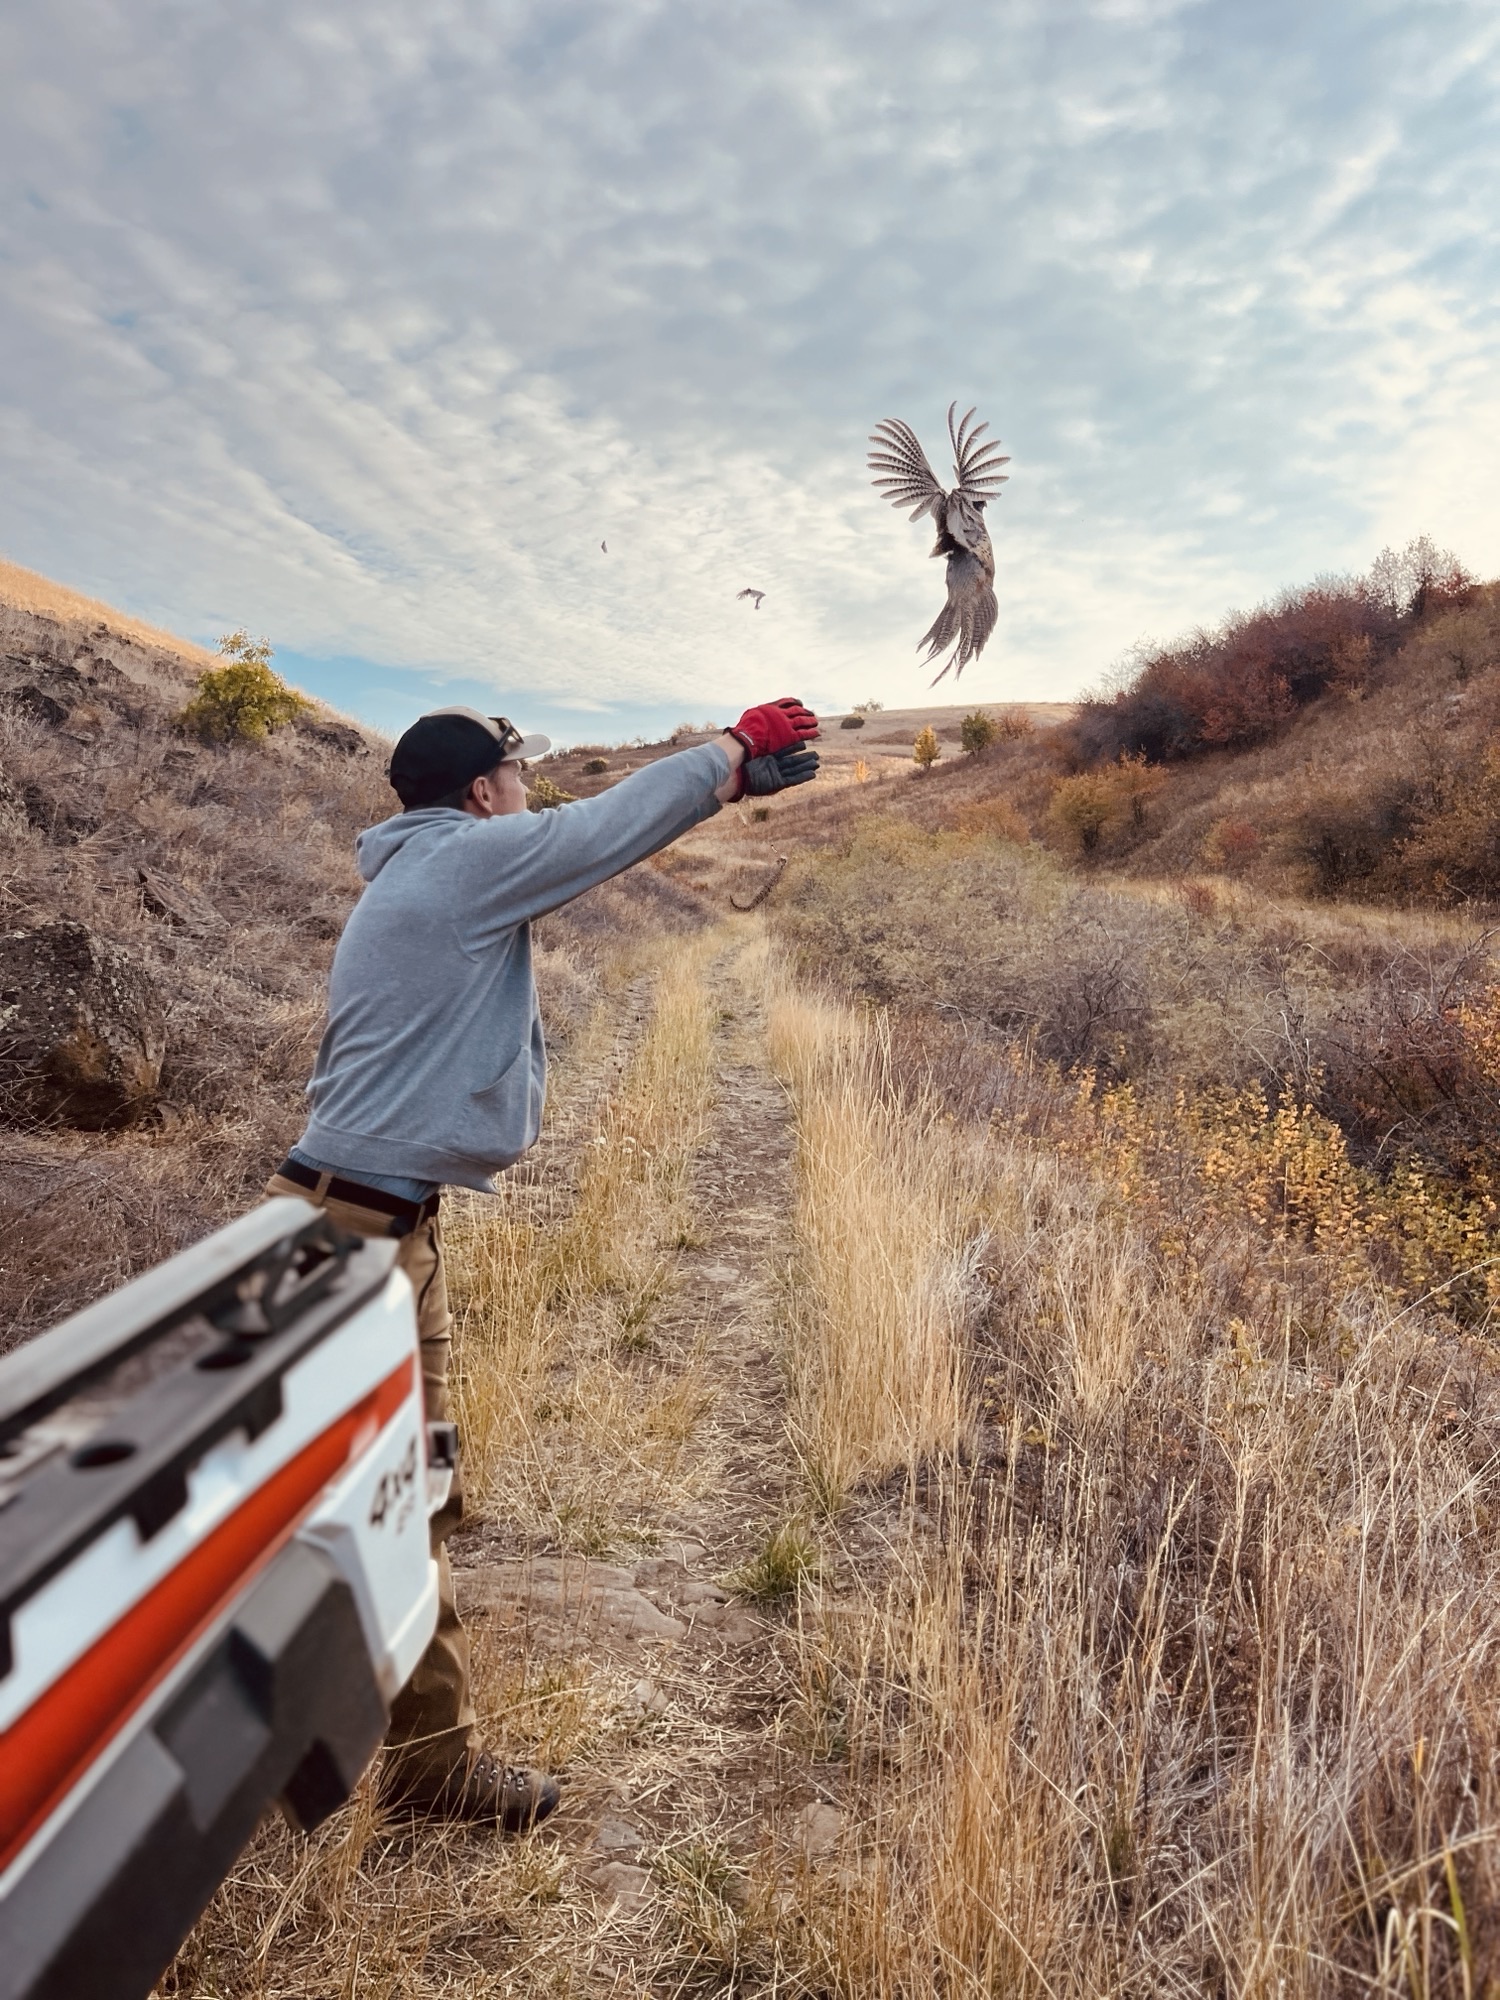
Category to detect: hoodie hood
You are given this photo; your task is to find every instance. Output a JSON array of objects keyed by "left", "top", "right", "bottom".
[{"left": 355, "top": 808, "right": 467, "bottom": 883}]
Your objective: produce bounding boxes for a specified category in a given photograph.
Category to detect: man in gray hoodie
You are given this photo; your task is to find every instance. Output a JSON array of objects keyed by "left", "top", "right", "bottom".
[{"left": 266, "top": 698, "right": 819, "bottom": 1830}]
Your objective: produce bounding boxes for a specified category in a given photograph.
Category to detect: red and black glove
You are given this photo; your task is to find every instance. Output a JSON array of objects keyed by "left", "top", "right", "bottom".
[
  {"left": 739, "top": 744, "right": 820, "bottom": 797},
  {"left": 729, "top": 697, "right": 819, "bottom": 760}
]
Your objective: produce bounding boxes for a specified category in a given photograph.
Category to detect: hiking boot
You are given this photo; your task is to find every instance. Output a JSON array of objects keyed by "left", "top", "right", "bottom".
[{"left": 385, "top": 1747, "right": 561, "bottom": 1831}]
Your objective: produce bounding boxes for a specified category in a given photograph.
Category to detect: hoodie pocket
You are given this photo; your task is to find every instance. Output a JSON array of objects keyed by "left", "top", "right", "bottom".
[{"left": 455, "top": 1040, "right": 541, "bottom": 1163}]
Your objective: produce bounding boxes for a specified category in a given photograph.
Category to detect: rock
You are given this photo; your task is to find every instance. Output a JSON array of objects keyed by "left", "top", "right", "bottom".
[
  {"left": 299, "top": 718, "right": 367, "bottom": 756},
  {"left": 792, "top": 1802, "right": 843, "bottom": 1859},
  {"left": 138, "top": 867, "right": 224, "bottom": 933},
  {"left": 0, "top": 921, "right": 166, "bottom": 1128},
  {"left": 671, "top": 1579, "right": 730, "bottom": 1609},
  {"left": 11, "top": 685, "right": 70, "bottom": 727},
  {"left": 684, "top": 1600, "right": 764, "bottom": 1645},
  {"left": 458, "top": 1558, "right": 688, "bottom": 1646},
  {"left": 626, "top": 1676, "right": 669, "bottom": 1719},
  {"left": 653, "top": 1538, "right": 708, "bottom": 1567},
  {"left": 592, "top": 1814, "right": 644, "bottom": 1855},
  {"left": 585, "top": 1860, "right": 652, "bottom": 1913},
  {"left": 16, "top": 781, "right": 101, "bottom": 846}
]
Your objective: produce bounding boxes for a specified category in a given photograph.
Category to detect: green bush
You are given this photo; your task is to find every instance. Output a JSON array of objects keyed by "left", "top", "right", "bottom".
[
  {"left": 177, "top": 632, "right": 308, "bottom": 743},
  {"left": 527, "top": 773, "right": 577, "bottom": 811},
  {"left": 960, "top": 709, "right": 998, "bottom": 755}
]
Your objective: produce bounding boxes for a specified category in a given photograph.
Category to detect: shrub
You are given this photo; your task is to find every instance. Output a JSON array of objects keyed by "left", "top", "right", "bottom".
[
  {"left": 852, "top": 758, "right": 871, "bottom": 784},
  {"left": 852, "top": 699, "right": 884, "bottom": 714},
  {"left": 176, "top": 632, "right": 308, "bottom": 743},
  {"left": 993, "top": 706, "right": 1035, "bottom": 741},
  {"left": 527, "top": 773, "right": 577, "bottom": 811},
  {"left": 840, "top": 715, "right": 867, "bottom": 730},
  {"left": 1393, "top": 739, "right": 1500, "bottom": 902},
  {"left": 957, "top": 796, "right": 1029, "bottom": 844},
  {"left": 1047, "top": 770, "right": 1116, "bottom": 854},
  {"left": 913, "top": 725, "right": 941, "bottom": 771},
  {"left": 1069, "top": 538, "right": 1475, "bottom": 769},
  {"left": 1291, "top": 779, "right": 1422, "bottom": 896},
  {"left": 581, "top": 756, "right": 609, "bottom": 775},
  {"left": 1202, "top": 816, "right": 1261, "bottom": 872},
  {"left": 960, "top": 709, "right": 998, "bottom": 755},
  {"left": 1047, "top": 753, "right": 1164, "bottom": 855}
]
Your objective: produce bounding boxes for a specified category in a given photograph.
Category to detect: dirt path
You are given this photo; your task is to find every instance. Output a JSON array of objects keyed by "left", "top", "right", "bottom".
[{"left": 448, "top": 924, "right": 831, "bottom": 1990}]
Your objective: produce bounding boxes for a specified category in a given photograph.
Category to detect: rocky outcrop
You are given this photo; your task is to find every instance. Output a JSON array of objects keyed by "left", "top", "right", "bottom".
[
  {"left": 0, "top": 921, "right": 166, "bottom": 1128},
  {"left": 137, "top": 867, "right": 224, "bottom": 934}
]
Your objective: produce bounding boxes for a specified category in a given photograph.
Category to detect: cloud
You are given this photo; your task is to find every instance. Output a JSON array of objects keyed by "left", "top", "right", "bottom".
[{"left": 0, "top": 0, "right": 1497, "bottom": 728}]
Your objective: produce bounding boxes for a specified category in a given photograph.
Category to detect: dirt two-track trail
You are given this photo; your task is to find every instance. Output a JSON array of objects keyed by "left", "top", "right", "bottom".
[{"left": 452, "top": 921, "right": 830, "bottom": 1986}]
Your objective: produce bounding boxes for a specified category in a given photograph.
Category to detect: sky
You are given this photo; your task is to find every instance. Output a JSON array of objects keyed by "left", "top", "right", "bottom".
[{"left": 1, "top": 0, "right": 1497, "bottom": 745}]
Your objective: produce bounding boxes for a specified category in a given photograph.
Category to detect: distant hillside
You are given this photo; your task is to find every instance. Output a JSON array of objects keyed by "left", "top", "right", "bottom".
[{"left": 776, "top": 570, "right": 1500, "bottom": 910}]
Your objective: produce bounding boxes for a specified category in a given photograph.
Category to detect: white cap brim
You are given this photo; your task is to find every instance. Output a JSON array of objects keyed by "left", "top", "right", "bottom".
[{"left": 422, "top": 705, "right": 550, "bottom": 762}]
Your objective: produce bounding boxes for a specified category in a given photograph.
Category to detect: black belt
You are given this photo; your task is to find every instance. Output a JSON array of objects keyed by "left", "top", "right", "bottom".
[{"left": 276, "top": 1157, "right": 441, "bottom": 1237}]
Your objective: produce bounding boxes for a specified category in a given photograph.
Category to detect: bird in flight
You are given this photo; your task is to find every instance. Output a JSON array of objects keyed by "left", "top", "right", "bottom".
[
  {"left": 601, "top": 540, "right": 608, "bottom": 553},
  {"left": 737, "top": 587, "right": 765, "bottom": 610},
  {"left": 867, "top": 403, "right": 1009, "bottom": 683}
]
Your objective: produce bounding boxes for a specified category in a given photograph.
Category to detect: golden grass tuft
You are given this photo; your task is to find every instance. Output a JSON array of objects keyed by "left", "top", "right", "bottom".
[{"left": 766, "top": 983, "right": 977, "bottom": 1507}]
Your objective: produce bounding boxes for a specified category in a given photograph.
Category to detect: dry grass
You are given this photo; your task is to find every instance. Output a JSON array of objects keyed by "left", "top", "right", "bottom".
[
  {"left": 447, "top": 934, "right": 723, "bottom": 1545},
  {"left": 764, "top": 1030, "right": 1500, "bottom": 1997},
  {"left": 171, "top": 941, "right": 733, "bottom": 1998},
  {"left": 766, "top": 984, "right": 978, "bottom": 1509}
]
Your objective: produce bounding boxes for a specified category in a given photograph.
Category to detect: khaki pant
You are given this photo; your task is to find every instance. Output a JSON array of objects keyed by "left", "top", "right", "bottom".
[{"left": 266, "top": 1172, "right": 476, "bottom": 1787}]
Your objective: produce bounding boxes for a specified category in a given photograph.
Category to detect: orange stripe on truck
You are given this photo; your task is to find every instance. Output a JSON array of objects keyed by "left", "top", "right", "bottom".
[{"left": 0, "top": 1356, "right": 414, "bottom": 1876}]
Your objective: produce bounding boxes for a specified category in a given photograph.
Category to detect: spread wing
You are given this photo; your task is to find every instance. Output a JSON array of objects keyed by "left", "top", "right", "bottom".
[
  {"left": 868, "top": 418, "right": 946, "bottom": 523},
  {"left": 947, "top": 402, "right": 1010, "bottom": 499}
]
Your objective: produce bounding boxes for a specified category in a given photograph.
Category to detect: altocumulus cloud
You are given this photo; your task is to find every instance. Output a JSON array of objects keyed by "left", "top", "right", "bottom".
[{"left": 1, "top": 0, "right": 1497, "bottom": 735}]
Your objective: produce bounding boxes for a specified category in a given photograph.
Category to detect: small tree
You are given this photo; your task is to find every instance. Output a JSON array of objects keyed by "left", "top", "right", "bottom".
[
  {"left": 913, "top": 724, "right": 941, "bottom": 772},
  {"left": 960, "top": 709, "right": 998, "bottom": 755},
  {"left": 853, "top": 699, "right": 885, "bottom": 714},
  {"left": 177, "top": 631, "right": 308, "bottom": 743},
  {"left": 993, "top": 707, "right": 1036, "bottom": 741}
]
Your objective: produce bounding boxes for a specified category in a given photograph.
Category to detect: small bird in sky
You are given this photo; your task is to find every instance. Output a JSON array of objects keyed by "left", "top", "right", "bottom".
[
  {"left": 867, "top": 402, "right": 1010, "bottom": 683},
  {"left": 737, "top": 587, "right": 765, "bottom": 610},
  {"left": 601, "top": 540, "right": 608, "bottom": 553}
]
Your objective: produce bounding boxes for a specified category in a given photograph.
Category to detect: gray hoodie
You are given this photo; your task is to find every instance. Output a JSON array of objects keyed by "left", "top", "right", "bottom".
[{"left": 298, "top": 741, "right": 729, "bottom": 1191}]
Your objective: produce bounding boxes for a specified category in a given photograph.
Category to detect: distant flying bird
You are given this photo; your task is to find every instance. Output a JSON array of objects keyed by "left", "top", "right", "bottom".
[
  {"left": 601, "top": 540, "right": 608, "bottom": 553},
  {"left": 737, "top": 587, "right": 765, "bottom": 610},
  {"left": 867, "top": 402, "right": 1010, "bottom": 683}
]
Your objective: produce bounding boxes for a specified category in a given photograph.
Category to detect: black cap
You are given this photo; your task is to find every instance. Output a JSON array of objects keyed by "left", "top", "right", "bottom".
[{"left": 388, "top": 708, "right": 550, "bottom": 809}]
